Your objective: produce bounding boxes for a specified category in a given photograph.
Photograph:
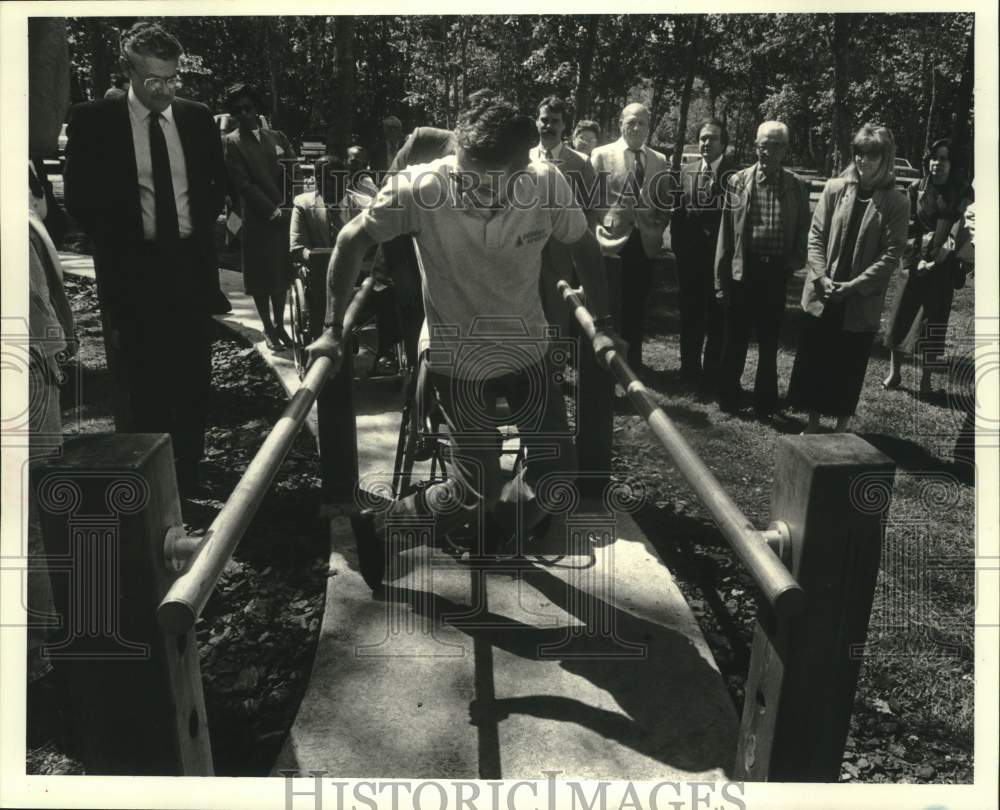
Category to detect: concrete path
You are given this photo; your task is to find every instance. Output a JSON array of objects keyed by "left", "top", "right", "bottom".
[{"left": 60, "top": 251, "right": 740, "bottom": 781}]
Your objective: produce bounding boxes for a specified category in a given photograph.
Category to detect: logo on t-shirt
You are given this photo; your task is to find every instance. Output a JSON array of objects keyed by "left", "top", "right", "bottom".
[{"left": 515, "top": 228, "right": 547, "bottom": 248}]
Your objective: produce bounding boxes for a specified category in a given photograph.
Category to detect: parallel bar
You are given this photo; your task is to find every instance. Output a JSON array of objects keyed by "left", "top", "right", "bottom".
[
  {"left": 157, "top": 280, "right": 374, "bottom": 634},
  {"left": 557, "top": 281, "right": 804, "bottom": 621}
]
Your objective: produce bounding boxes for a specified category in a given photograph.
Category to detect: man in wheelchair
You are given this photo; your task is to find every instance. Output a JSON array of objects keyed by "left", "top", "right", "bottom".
[{"left": 308, "top": 92, "right": 623, "bottom": 590}]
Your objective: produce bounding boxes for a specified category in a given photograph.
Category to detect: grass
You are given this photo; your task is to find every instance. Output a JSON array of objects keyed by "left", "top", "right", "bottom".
[{"left": 612, "top": 258, "right": 976, "bottom": 780}]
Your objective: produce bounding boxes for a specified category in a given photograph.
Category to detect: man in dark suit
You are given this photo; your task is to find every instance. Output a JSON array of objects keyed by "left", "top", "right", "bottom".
[
  {"left": 64, "top": 21, "right": 227, "bottom": 494},
  {"left": 714, "top": 121, "right": 810, "bottom": 419},
  {"left": 669, "top": 118, "right": 738, "bottom": 387}
]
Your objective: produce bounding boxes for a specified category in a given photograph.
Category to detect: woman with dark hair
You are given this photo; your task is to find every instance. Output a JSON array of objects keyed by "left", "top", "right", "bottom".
[
  {"left": 883, "top": 138, "right": 973, "bottom": 394},
  {"left": 787, "top": 124, "right": 910, "bottom": 433}
]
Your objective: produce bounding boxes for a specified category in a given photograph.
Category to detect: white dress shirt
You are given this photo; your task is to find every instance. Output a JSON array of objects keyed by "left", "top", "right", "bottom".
[
  {"left": 700, "top": 153, "right": 724, "bottom": 179},
  {"left": 531, "top": 141, "right": 566, "bottom": 163},
  {"left": 127, "top": 86, "right": 192, "bottom": 240}
]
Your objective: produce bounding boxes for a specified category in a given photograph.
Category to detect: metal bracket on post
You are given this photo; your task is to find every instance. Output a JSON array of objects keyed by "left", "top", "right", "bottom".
[
  {"left": 164, "top": 525, "right": 201, "bottom": 574},
  {"left": 760, "top": 520, "right": 792, "bottom": 567}
]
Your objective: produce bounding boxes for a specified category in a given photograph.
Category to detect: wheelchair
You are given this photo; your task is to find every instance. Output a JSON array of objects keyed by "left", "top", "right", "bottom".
[
  {"left": 389, "top": 344, "right": 540, "bottom": 561},
  {"left": 288, "top": 255, "right": 409, "bottom": 384}
]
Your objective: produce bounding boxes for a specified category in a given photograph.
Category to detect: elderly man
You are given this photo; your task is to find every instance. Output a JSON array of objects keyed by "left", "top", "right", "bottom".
[
  {"left": 714, "top": 121, "right": 810, "bottom": 419},
  {"left": 589, "top": 102, "right": 670, "bottom": 370},
  {"left": 308, "top": 94, "right": 621, "bottom": 589},
  {"left": 64, "top": 21, "right": 227, "bottom": 494},
  {"left": 530, "top": 95, "right": 598, "bottom": 334},
  {"left": 670, "top": 118, "right": 739, "bottom": 387}
]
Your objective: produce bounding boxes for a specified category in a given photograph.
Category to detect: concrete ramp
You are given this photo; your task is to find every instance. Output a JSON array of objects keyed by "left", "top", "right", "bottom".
[{"left": 276, "top": 377, "right": 739, "bottom": 780}]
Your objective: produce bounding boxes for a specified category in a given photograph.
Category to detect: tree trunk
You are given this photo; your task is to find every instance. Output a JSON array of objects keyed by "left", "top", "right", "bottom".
[
  {"left": 327, "top": 16, "right": 355, "bottom": 156},
  {"left": 86, "top": 19, "right": 112, "bottom": 99},
  {"left": 924, "top": 64, "right": 939, "bottom": 156},
  {"left": 949, "top": 23, "right": 974, "bottom": 180},
  {"left": 829, "top": 14, "right": 853, "bottom": 173},
  {"left": 574, "top": 16, "right": 599, "bottom": 119},
  {"left": 918, "top": 48, "right": 932, "bottom": 160},
  {"left": 671, "top": 15, "right": 703, "bottom": 170}
]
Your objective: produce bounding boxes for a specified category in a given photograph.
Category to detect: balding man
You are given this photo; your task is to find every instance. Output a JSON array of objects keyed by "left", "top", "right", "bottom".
[
  {"left": 589, "top": 102, "right": 670, "bottom": 370},
  {"left": 714, "top": 121, "right": 810, "bottom": 419}
]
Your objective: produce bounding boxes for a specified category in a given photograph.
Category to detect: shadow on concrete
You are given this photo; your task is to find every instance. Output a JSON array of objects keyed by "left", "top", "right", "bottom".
[{"left": 385, "top": 563, "right": 737, "bottom": 776}]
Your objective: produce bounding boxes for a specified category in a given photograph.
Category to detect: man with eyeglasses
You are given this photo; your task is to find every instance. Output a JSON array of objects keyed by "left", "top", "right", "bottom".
[
  {"left": 64, "top": 21, "right": 227, "bottom": 496},
  {"left": 589, "top": 103, "right": 671, "bottom": 371},
  {"left": 713, "top": 120, "right": 810, "bottom": 420}
]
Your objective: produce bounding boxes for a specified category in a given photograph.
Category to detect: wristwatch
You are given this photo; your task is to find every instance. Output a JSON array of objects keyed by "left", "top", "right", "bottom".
[{"left": 592, "top": 315, "right": 614, "bottom": 332}]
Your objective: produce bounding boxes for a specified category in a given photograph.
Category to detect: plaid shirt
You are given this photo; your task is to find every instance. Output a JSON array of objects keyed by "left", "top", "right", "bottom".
[{"left": 747, "top": 166, "right": 785, "bottom": 257}]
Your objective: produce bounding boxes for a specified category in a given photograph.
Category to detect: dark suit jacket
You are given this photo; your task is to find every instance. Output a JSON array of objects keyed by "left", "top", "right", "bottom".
[
  {"left": 64, "top": 95, "right": 226, "bottom": 326},
  {"left": 670, "top": 154, "right": 739, "bottom": 262},
  {"left": 222, "top": 127, "right": 297, "bottom": 293}
]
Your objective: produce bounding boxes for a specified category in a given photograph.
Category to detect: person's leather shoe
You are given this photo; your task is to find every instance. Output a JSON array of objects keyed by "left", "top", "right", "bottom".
[
  {"left": 350, "top": 511, "right": 385, "bottom": 590},
  {"left": 275, "top": 328, "right": 295, "bottom": 349},
  {"left": 263, "top": 329, "right": 279, "bottom": 351}
]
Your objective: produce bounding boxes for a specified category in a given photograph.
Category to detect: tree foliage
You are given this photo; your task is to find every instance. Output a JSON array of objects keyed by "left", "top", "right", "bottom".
[{"left": 65, "top": 13, "right": 975, "bottom": 174}]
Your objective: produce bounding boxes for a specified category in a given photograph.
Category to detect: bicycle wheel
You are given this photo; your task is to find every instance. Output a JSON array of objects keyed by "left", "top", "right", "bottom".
[{"left": 289, "top": 276, "right": 309, "bottom": 380}]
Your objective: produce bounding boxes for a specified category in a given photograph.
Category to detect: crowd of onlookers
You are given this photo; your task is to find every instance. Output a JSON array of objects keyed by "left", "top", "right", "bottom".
[{"left": 26, "top": 17, "right": 978, "bottom": 614}]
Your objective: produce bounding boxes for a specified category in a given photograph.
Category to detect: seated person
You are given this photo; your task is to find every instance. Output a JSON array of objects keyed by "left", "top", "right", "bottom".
[
  {"left": 291, "top": 155, "right": 398, "bottom": 372},
  {"left": 308, "top": 93, "right": 623, "bottom": 589}
]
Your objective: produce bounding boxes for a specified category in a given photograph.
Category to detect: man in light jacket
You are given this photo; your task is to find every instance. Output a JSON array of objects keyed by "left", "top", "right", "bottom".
[{"left": 589, "top": 103, "right": 671, "bottom": 370}]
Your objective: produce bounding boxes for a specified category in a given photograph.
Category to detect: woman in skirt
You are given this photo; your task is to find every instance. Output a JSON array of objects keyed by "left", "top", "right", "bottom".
[
  {"left": 883, "top": 138, "right": 974, "bottom": 395},
  {"left": 787, "top": 124, "right": 910, "bottom": 433}
]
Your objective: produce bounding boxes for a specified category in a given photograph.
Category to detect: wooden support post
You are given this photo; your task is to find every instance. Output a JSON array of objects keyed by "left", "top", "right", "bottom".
[
  {"left": 317, "top": 352, "right": 358, "bottom": 503},
  {"left": 35, "top": 433, "right": 212, "bottom": 775},
  {"left": 735, "top": 434, "right": 895, "bottom": 781}
]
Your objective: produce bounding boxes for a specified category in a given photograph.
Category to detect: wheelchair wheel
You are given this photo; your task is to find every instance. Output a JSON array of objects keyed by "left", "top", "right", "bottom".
[{"left": 289, "top": 276, "right": 309, "bottom": 380}]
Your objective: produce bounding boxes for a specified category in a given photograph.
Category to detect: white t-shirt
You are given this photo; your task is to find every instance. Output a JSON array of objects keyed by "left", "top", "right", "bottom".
[{"left": 358, "top": 155, "right": 587, "bottom": 378}]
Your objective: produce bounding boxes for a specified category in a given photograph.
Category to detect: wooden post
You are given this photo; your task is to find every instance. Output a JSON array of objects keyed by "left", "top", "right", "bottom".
[
  {"left": 317, "top": 353, "right": 358, "bottom": 503},
  {"left": 35, "top": 433, "right": 213, "bottom": 775},
  {"left": 573, "top": 257, "right": 617, "bottom": 499},
  {"left": 575, "top": 328, "right": 613, "bottom": 498},
  {"left": 735, "top": 434, "right": 895, "bottom": 781}
]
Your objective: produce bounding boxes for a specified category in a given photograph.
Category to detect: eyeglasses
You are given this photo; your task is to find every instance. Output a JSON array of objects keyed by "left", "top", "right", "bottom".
[
  {"left": 142, "top": 75, "right": 182, "bottom": 93},
  {"left": 125, "top": 57, "right": 182, "bottom": 93}
]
